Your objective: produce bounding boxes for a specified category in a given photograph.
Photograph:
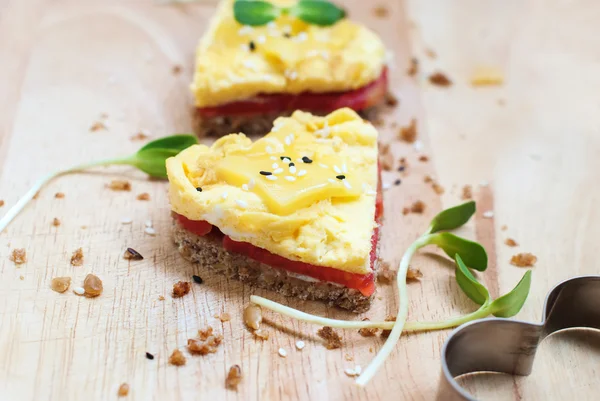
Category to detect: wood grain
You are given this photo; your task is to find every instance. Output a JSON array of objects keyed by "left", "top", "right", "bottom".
[{"left": 0, "top": 0, "right": 599, "bottom": 400}]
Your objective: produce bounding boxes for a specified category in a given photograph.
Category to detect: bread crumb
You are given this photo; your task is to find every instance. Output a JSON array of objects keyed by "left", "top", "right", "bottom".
[
  {"left": 407, "top": 58, "right": 419, "bottom": 76},
  {"left": 418, "top": 155, "right": 429, "bottom": 162},
  {"left": 317, "top": 326, "right": 342, "bottom": 349},
  {"left": 381, "top": 316, "right": 396, "bottom": 338},
  {"left": 10, "top": 248, "right": 27, "bottom": 265},
  {"left": 172, "top": 65, "right": 183, "bottom": 75},
  {"left": 225, "top": 364, "right": 242, "bottom": 390},
  {"left": 83, "top": 274, "right": 103, "bottom": 297},
  {"left": 70, "top": 248, "right": 84, "bottom": 266},
  {"left": 158, "top": 295, "right": 165, "bottom": 301},
  {"left": 168, "top": 349, "right": 186, "bottom": 366},
  {"left": 90, "top": 121, "right": 107, "bottom": 132},
  {"left": 52, "top": 218, "right": 61, "bottom": 227},
  {"left": 510, "top": 253, "right": 537, "bottom": 267},
  {"left": 33, "top": 191, "right": 40, "bottom": 200},
  {"left": 55, "top": 192, "right": 65, "bottom": 198},
  {"left": 130, "top": 131, "right": 150, "bottom": 141},
  {"left": 501, "top": 225, "right": 508, "bottom": 231},
  {"left": 429, "top": 72, "right": 452, "bottom": 87},
  {"left": 188, "top": 327, "right": 223, "bottom": 355},
  {"left": 19, "top": 275, "right": 24, "bottom": 280},
  {"left": 471, "top": 67, "right": 504, "bottom": 87},
  {"left": 432, "top": 182, "right": 445, "bottom": 195},
  {"left": 344, "top": 354, "right": 354, "bottom": 361},
  {"left": 505, "top": 238, "right": 518, "bottom": 247},
  {"left": 136, "top": 192, "right": 150, "bottom": 201},
  {"left": 398, "top": 119, "right": 417, "bottom": 143},
  {"left": 373, "top": 5, "right": 389, "bottom": 18},
  {"left": 117, "top": 383, "right": 129, "bottom": 397},
  {"left": 172, "top": 281, "right": 191, "bottom": 298},
  {"left": 0, "top": 200, "right": 4, "bottom": 207},
  {"left": 381, "top": 151, "right": 394, "bottom": 171},
  {"left": 377, "top": 260, "right": 395, "bottom": 284},
  {"left": 107, "top": 180, "right": 131, "bottom": 191},
  {"left": 51, "top": 277, "right": 71, "bottom": 293},
  {"left": 219, "top": 312, "right": 231, "bottom": 322},
  {"left": 253, "top": 329, "right": 270, "bottom": 340},
  {"left": 407, "top": 267, "right": 423, "bottom": 280},
  {"left": 199, "top": 326, "right": 213, "bottom": 340},
  {"left": 425, "top": 48, "right": 437, "bottom": 59},
  {"left": 402, "top": 207, "right": 410, "bottom": 215},
  {"left": 379, "top": 142, "right": 390, "bottom": 155},
  {"left": 461, "top": 185, "right": 473, "bottom": 200},
  {"left": 385, "top": 92, "right": 398, "bottom": 107},
  {"left": 410, "top": 200, "right": 425, "bottom": 214},
  {"left": 358, "top": 318, "right": 379, "bottom": 337}
]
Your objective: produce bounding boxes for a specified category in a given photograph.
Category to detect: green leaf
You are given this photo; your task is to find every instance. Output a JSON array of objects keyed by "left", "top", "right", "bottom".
[
  {"left": 290, "top": 0, "right": 346, "bottom": 26},
  {"left": 428, "top": 201, "right": 476, "bottom": 234},
  {"left": 490, "top": 270, "right": 532, "bottom": 317},
  {"left": 454, "top": 254, "right": 489, "bottom": 305},
  {"left": 429, "top": 232, "right": 488, "bottom": 271},
  {"left": 234, "top": 0, "right": 280, "bottom": 26},
  {"left": 133, "top": 148, "right": 182, "bottom": 179},
  {"left": 138, "top": 134, "right": 198, "bottom": 153}
]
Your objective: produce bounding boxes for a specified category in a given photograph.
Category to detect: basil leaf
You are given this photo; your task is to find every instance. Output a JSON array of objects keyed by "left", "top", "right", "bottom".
[
  {"left": 138, "top": 134, "right": 198, "bottom": 153},
  {"left": 429, "top": 232, "right": 488, "bottom": 271},
  {"left": 234, "top": 0, "right": 280, "bottom": 26},
  {"left": 133, "top": 148, "right": 181, "bottom": 179},
  {"left": 428, "top": 201, "right": 476, "bottom": 234},
  {"left": 490, "top": 270, "right": 532, "bottom": 317},
  {"left": 454, "top": 254, "right": 489, "bottom": 306},
  {"left": 290, "top": 0, "right": 346, "bottom": 26}
]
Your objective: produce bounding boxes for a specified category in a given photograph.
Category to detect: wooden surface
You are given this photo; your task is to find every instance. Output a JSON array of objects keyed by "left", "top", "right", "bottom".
[{"left": 1, "top": 0, "right": 599, "bottom": 400}]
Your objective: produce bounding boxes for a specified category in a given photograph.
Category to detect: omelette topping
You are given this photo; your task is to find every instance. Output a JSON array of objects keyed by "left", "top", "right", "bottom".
[
  {"left": 191, "top": 0, "right": 387, "bottom": 107},
  {"left": 167, "top": 108, "right": 379, "bottom": 274}
]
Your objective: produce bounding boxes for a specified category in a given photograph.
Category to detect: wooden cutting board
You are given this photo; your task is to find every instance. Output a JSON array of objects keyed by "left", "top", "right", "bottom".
[{"left": 1, "top": 1, "right": 599, "bottom": 400}]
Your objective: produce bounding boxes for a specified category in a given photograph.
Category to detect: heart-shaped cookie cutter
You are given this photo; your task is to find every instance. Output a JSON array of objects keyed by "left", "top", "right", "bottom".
[{"left": 436, "top": 275, "right": 600, "bottom": 400}]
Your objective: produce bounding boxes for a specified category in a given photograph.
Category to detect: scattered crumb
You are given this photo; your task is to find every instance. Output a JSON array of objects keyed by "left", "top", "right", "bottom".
[
  {"left": 358, "top": 318, "right": 378, "bottom": 337},
  {"left": 372, "top": 4, "right": 389, "bottom": 18},
  {"left": 158, "top": 295, "right": 165, "bottom": 301},
  {"left": 377, "top": 260, "right": 395, "bottom": 284},
  {"left": 243, "top": 304, "right": 262, "bottom": 330},
  {"left": 471, "top": 67, "right": 504, "bottom": 87},
  {"left": 461, "top": 185, "right": 473, "bottom": 200},
  {"left": 379, "top": 142, "right": 390, "bottom": 155},
  {"left": 83, "top": 274, "right": 103, "bottom": 297},
  {"left": 407, "top": 267, "right": 423, "bottom": 280},
  {"left": 385, "top": 92, "right": 398, "bottom": 107},
  {"left": 381, "top": 151, "right": 394, "bottom": 171},
  {"left": 168, "top": 349, "right": 186, "bottom": 366},
  {"left": 425, "top": 48, "right": 437, "bottom": 59},
  {"left": 501, "top": 225, "right": 508, "bottom": 231},
  {"left": 253, "top": 329, "right": 270, "bottom": 340},
  {"left": 0, "top": 200, "right": 4, "bottom": 207},
  {"left": 33, "top": 191, "right": 40, "bottom": 200},
  {"left": 295, "top": 340, "right": 305, "bottom": 350},
  {"left": 90, "top": 121, "right": 107, "bottom": 132},
  {"left": 418, "top": 155, "right": 429, "bottom": 162},
  {"left": 278, "top": 348, "right": 287, "bottom": 357},
  {"left": 429, "top": 72, "right": 452, "bottom": 87},
  {"left": 54, "top": 192, "right": 65, "bottom": 199},
  {"left": 73, "top": 286, "right": 85, "bottom": 296},
  {"left": 225, "top": 364, "right": 242, "bottom": 390},
  {"left": 117, "top": 383, "right": 129, "bottom": 397},
  {"left": 130, "top": 131, "right": 150, "bottom": 141},
  {"left": 51, "top": 277, "right": 71, "bottom": 293},
  {"left": 381, "top": 316, "right": 396, "bottom": 338},
  {"left": 107, "top": 180, "right": 131, "bottom": 191},
  {"left": 372, "top": 117, "right": 385, "bottom": 127},
  {"left": 317, "top": 326, "right": 342, "bottom": 349},
  {"left": 402, "top": 207, "right": 410, "bottom": 215},
  {"left": 505, "top": 238, "right": 518, "bottom": 247},
  {"left": 407, "top": 58, "right": 419, "bottom": 76},
  {"left": 431, "top": 182, "right": 445, "bottom": 195},
  {"left": 123, "top": 248, "right": 144, "bottom": 260},
  {"left": 19, "top": 275, "right": 24, "bottom": 280},
  {"left": 369, "top": 347, "right": 374, "bottom": 353},
  {"left": 399, "top": 119, "right": 417, "bottom": 143},
  {"left": 483, "top": 211, "right": 494, "bottom": 219},
  {"left": 70, "top": 248, "right": 84, "bottom": 266},
  {"left": 188, "top": 327, "right": 223, "bottom": 355},
  {"left": 172, "top": 281, "right": 191, "bottom": 298},
  {"left": 219, "top": 312, "right": 231, "bottom": 322},
  {"left": 410, "top": 200, "right": 426, "bottom": 214},
  {"left": 344, "top": 354, "right": 354, "bottom": 361},
  {"left": 52, "top": 218, "right": 61, "bottom": 227},
  {"left": 136, "top": 192, "right": 150, "bottom": 201},
  {"left": 9, "top": 248, "right": 27, "bottom": 265},
  {"left": 510, "top": 253, "right": 537, "bottom": 267},
  {"left": 199, "top": 326, "right": 213, "bottom": 340},
  {"left": 344, "top": 365, "right": 362, "bottom": 377},
  {"left": 172, "top": 64, "right": 183, "bottom": 75}
]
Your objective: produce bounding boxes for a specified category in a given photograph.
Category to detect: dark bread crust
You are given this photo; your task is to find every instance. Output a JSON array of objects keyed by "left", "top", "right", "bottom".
[{"left": 172, "top": 220, "right": 379, "bottom": 312}]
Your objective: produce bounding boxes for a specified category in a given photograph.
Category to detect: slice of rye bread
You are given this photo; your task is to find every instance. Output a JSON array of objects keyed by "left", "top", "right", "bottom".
[
  {"left": 194, "top": 105, "right": 384, "bottom": 138},
  {"left": 172, "top": 220, "right": 380, "bottom": 312}
]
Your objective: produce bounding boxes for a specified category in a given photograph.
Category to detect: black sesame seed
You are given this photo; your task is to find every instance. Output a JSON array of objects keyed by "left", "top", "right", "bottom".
[
  {"left": 146, "top": 352, "right": 154, "bottom": 360},
  {"left": 283, "top": 33, "right": 291, "bottom": 38},
  {"left": 259, "top": 171, "right": 272, "bottom": 176},
  {"left": 192, "top": 275, "right": 203, "bottom": 284},
  {"left": 289, "top": 162, "right": 295, "bottom": 167},
  {"left": 336, "top": 175, "right": 346, "bottom": 180},
  {"left": 280, "top": 156, "right": 291, "bottom": 161},
  {"left": 397, "top": 166, "right": 405, "bottom": 172},
  {"left": 394, "top": 179, "right": 402, "bottom": 186},
  {"left": 125, "top": 247, "right": 144, "bottom": 260},
  {"left": 249, "top": 41, "right": 256, "bottom": 51},
  {"left": 196, "top": 187, "right": 202, "bottom": 192},
  {"left": 302, "top": 156, "right": 313, "bottom": 164}
]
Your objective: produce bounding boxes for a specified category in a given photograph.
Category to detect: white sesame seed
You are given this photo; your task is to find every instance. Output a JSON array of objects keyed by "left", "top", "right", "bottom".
[
  {"left": 145, "top": 220, "right": 153, "bottom": 228},
  {"left": 221, "top": 192, "right": 228, "bottom": 200},
  {"left": 272, "top": 163, "right": 279, "bottom": 169},
  {"left": 121, "top": 217, "right": 133, "bottom": 225},
  {"left": 344, "top": 368, "right": 359, "bottom": 377},
  {"left": 256, "top": 34, "right": 266, "bottom": 44},
  {"left": 238, "top": 25, "right": 253, "bottom": 36},
  {"left": 479, "top": 180, "right": 489, "bottom": 187},
  {"left": 483, "top": 211, "right": 494, "bottom": 218},
  {"left": 333, "top": 165, "right": 342, "bottom": 174},
  {"left": 144, "top": 227, "right": 156, "bottom": 235},
  {"left": 328, "top": 178, "right": 336, "bottom": 184},
  {"left": 248, "top": 178, "right": 255, "bottom": 189},
  {"left": 295, "top": 340, "right": 305, "bottom": 350},
  {"left": 413, "top": 140, "right": 424, "bottom": 151},
  {"left": 266, "top": 146, "right": 273, "bottom": 154},
  {"left": 297, "top": 170, "right": 307, "bottom": 177},
  {"left": 382, "top": 183, "right": 391, "bottom": 190},
  {"left": 319, "top": 163, "right": 329, "bottom": 169},
  {"left": 273, "top": 168, "right": 283, "bottom": 174},
  {"left": 343, "top": 180, "right": 352, "bottom": 189},
  {"left": 289, "top": 165, "right": 297, "bottom": 174},
  {"left": 73, "top": 287, "right": 85, "bottom": 296},
  {"left": 285, "top": 176, "right": 296, "bottom": 182},
  {"left": 266, "top": 175, "right": 278, "bottom": 181},
  {"left": 242, "top": 184, "right": 249, "bottom": 191},
  {"left": 282, "top": 157, "right": 291, "bottom": 163},
  {"left": 236, "top": 200, "right": 248, "bottom": 208},
  {"left": 342, "top": 163, "right": 347, "bottom": 173},
  {"left": 278, "top": 348, "right": 287, "bottom": 357}
]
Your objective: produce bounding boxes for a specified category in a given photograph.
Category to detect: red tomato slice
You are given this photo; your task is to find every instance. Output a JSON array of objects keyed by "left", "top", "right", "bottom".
[
  {"left": 174, "top": 213, "right": 213, "bottom": 236},
  {"left": 198, "top": 68, "right": 389, "bottom": 118}
]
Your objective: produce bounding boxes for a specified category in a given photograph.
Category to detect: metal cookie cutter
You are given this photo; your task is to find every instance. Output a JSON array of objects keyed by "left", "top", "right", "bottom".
[{"left": 436, "top": 275, "right": 600, "bottom": 401}]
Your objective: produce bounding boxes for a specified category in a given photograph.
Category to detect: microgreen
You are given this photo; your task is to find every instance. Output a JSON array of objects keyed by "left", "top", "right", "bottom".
[
  {"left": 0, "top": 135, "right": 198, "bottom": 232},
  {"left": 234, "top": 0, "right": 345, "bottom": 27},
  {"left": 249, "top": 201, "right": 533, "bottom": 387}
]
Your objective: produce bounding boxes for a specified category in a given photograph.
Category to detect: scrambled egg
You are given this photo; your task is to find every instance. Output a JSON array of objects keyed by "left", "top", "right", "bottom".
[
  {"left": 167, "top": 108, "right": 378, "bottom": 274},
  {"left": 191, "top": 0, "right": 387, "bottom": 107}
]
